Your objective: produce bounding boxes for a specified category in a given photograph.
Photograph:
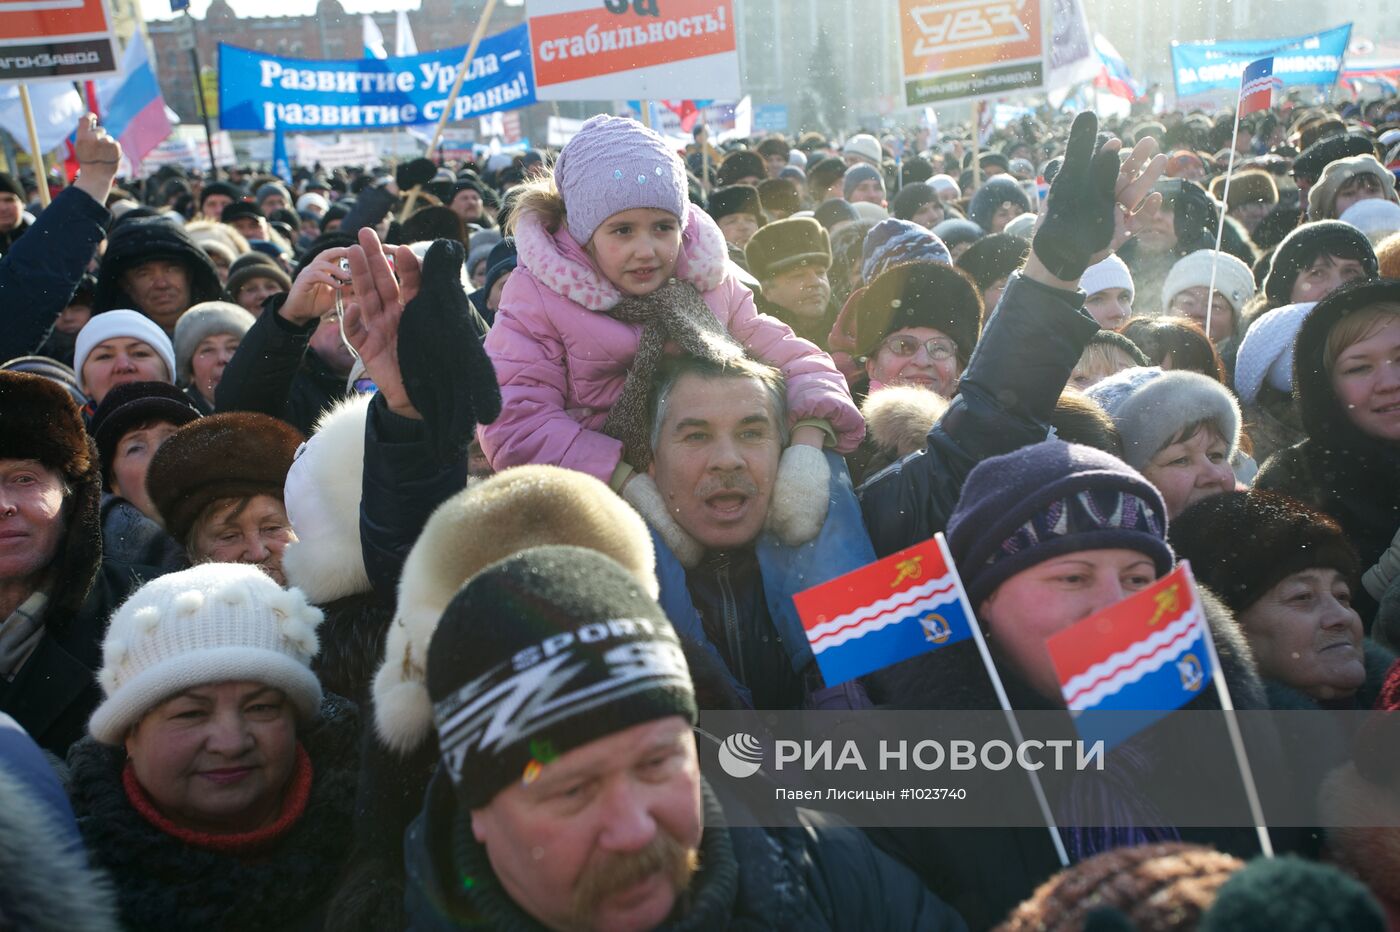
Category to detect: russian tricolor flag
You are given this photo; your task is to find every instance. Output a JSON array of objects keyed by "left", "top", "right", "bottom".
[
  {"left": 96, "top": 37, "right": 173, "bottom": 172},
  {"left": 794, "top": 537, "right": 973, "bottom": 686},
  {"left": 1239, "top": 56, "right": 1279, "bottom": 116},
  {"left": 1092, "top": 33, "right": 1144, "bottom": 102},
  {"left": 1047, "top": 563, "right": 1212, "bottom": 748}
]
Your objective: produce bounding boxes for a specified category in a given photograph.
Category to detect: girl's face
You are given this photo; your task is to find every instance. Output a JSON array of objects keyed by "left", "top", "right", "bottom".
[
  {"left": 1331, "top": 316, "right": 1400, "bottom": 442},
  {"left": 587, "top": 208, "right": 682, "bottom": 298}
]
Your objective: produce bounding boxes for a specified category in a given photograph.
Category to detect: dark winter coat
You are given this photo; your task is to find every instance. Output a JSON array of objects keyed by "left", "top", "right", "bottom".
[
  {"left": 66, "top": 694, "right": 360, "bottom": 932},
  {"left": 861, "top": 587, "right": 1271, "bottom": 930},
  {"left": 360, "top": 395, "right": 468, "bottom": 599},
  {"left": 0, "top": 187, "right": 108, "bottom": 363},
  {"left": 93, "top": 216, "right": 223, "bottom": 317},
  {"left": 1255, "top": 284, "right": 1400, "bottom": 621},
  {"left": 857, "top": 272, "right": 1101, "bottom": 558},
  {"left": 403, "top": 764, "right": 968, "bottom": 931},
  {"left": 0, "top": 561, "right": 152, "bottom": 757},
  {"left": 214, "top": 292, "right": 350, "bottom": 435},
  {"left": 99, "top": 494, "right": 186, "bottom": 575}
]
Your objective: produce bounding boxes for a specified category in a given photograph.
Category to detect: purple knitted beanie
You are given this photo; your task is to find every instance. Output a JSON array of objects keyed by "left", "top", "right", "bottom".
[{"left": 552, "top": 114, "right": 688, "bottom": 246}]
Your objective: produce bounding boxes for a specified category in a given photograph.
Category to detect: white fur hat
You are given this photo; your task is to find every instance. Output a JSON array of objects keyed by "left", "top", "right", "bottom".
[
  {"left": 1085, "top": 366, "right": 1241, "bottom": 471},
  {"left": 1161, "top": 249, "right": 1256, "bottom": 317},
  {"left": 89, "top": 563, "right": 323, "bottom": 744},
  {"left": 1079, "top": 254, "right": 1135, "bottom": 301},
  {"left": 372, "top": 465, "right": 661, "bottom": 753},
  {"left": 1339, "top": 198, "right": 1400, "bottom": 245},
  {"left": 74, "top": 310, "right": 177, "bottom": 391},
  {"left": 1233, "top": 302, "right": 1313, "bottom": 405},
  {"left": 281, "top": 394, "right": 373, "bottom": 605}
]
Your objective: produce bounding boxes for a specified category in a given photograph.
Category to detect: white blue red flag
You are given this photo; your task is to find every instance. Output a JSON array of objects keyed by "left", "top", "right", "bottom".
[
  {"left": 1092, "top": 33, "right": 1144, "bottom": 101},
  {"left": 95, "top": 38, "right": 174, "bottom": 176},
  {"left": 1047, "top": 563, "right": 1211, "bottom": 747},
  {"left": 1239, "top": 57, "right": 1278, "bottom": 116},
  {"left": 794, "top": 536, "right": 973, "bottom": 686}
]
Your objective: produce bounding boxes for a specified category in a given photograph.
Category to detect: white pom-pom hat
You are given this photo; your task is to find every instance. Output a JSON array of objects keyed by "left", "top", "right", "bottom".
[{"left": 89, "top": 563, "right": 324, "bottom": 744}]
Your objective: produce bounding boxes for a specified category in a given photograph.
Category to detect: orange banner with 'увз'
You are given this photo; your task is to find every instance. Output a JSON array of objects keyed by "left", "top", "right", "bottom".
[
  {"left": 899, "top": 0, "right": 1043, "bottom": 78},
  {"left": 529, "top": 0, "right": 735, "bottom": 89}
]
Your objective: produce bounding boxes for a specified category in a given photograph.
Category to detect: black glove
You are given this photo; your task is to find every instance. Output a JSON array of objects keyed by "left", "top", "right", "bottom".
[
  {"left": 397, "top": 239, "right": 502, "bottom": 466},
  {"left": 396, "top": 157, "right": 438, "bottom": 191},
  {"left": 1031, "top": 111, "right": 1122, "bottom": 282}
]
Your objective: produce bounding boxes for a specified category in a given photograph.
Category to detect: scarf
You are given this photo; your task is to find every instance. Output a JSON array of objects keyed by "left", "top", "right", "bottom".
[
  {"left": 601, "top": 279, "right": 745, "bottom": 472},
  {"left": 123, "top": 745, "right": 314, "bottom": 855},
  {"left": 0, "top": 588, "right": 46, "bottom": 680}
]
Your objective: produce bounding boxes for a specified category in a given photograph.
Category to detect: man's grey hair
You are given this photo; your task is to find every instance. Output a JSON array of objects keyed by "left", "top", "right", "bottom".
[{"left": 648, "top": 355, "right": 789, "bottom": 452}]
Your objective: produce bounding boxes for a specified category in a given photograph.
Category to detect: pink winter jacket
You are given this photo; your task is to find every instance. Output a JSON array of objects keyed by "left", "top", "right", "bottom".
[{"left": 479, "top": 203, "right": 865, "bottom": 485}]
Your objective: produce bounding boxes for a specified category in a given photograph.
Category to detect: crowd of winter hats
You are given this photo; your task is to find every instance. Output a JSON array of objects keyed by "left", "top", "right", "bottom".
[{"left": 9, "top": 99, "right": 1400, "bottom": 932}]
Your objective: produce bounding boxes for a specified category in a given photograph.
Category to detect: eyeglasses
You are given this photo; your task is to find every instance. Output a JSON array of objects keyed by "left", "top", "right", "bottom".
[{"left": 880, "top": 335, "right": 958, "bottom": 361}]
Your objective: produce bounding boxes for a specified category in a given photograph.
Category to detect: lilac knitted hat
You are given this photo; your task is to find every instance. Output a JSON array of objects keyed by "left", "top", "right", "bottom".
[{"left": 552, "top": 114, "right": 688, "bottom": 246}]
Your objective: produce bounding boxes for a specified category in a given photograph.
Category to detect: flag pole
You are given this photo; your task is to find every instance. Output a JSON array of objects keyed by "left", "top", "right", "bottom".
[
  {"left": 937, "top": 534, "right": 1071, "bottom": 868},
  {"left": 17, "top": 84, "right": 50, "bottom": 208},
  {"left": 1182, "top": 564, "right": 1274, "bottom": 857},
  {"left": 401, "top": 0, "right": 498, "bottom": 220},
  {"left": 1203, "top": 97, "right": 1240, "bottom": 343},
  {"left": 971, "top": 100, "right": 982, "bottom": 190}
]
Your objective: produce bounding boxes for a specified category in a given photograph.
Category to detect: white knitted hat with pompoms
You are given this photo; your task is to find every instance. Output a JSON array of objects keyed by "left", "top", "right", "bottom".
[{"left": 88, "top": 563, "right": 324, "bottom": 744}]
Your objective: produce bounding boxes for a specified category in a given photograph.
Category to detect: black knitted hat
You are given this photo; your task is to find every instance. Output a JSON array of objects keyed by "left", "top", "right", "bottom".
[{"left": 426, "top": 546, "right": 696, "bottom": 808}]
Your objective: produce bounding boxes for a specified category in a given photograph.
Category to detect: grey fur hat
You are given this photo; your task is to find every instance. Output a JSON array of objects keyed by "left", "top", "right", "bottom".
[
  {"left": 1085, "top": 366, "right": 1241, "bottom": 470},
  {"left": 172, "top": 301, "right": 256, "bottom": 381}
]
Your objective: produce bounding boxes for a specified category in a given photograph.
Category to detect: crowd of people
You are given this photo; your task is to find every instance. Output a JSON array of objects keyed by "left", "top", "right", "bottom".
[{"left": 2, "top": 93, "right": 1400, "bottom": 930}]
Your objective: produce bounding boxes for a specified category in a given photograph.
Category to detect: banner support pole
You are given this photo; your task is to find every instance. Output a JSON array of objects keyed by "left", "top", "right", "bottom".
[
  {"left": 402, "top": 0, "right": 498, "bottom": 220},
  {"left": 18, "top": 84, "right": 50, "bottom": 208},
  {"left": 184, "top": 16, "right": 219, "bottom": 181}
]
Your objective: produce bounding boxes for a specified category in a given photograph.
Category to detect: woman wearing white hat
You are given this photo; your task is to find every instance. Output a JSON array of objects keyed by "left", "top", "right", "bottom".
[
  {"left": 73, "top": 309, "right": 177, "bottom": 411},
  {"left": 65, "top": 563, "right": 357, "bottom": 932},
  {"left": 1161, "top": 249, "right": 1257, "bottom": 348}
]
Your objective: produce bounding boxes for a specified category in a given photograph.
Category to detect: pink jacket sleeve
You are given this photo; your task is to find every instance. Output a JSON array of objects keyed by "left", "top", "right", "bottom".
[
  {"left": 719, "top": 278, "right": 866, "bottom": 452},
  {"left": 478, "top": 275, "right": 624, "bottom": 483}
]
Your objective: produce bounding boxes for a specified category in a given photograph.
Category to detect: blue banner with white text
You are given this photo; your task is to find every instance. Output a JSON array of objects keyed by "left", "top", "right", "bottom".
[
  {"left": 218, "top": 22, "right": 535, "bottom": 131},
  {"left": 1170, "top": 24, "right": 1351, "bottom": 100}
]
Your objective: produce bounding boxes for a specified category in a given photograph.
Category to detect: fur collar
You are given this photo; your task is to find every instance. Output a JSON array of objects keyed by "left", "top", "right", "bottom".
[
  {"left": 861, "top": 385, "right": 948, "bottom": 459},
  {"left": 67, "top": 695, "right": 359, "bottom": 932},
  {"left": 513, "top": 203, "right": 729, "bottom": 312}
]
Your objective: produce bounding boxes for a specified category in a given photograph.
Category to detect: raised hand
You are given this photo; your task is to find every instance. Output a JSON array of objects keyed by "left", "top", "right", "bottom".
[
  {"left": 73, "top": 113, "right": 122, "bottom": 202},
  {"left": 279, "top": 246, "right": 352, "bottom": 325},
  {"left": 1028, "top": 111, "right": 1165, "bottom": 286},
  {"left": 343, "top": 226, "right": 423, "bottom": 419}
]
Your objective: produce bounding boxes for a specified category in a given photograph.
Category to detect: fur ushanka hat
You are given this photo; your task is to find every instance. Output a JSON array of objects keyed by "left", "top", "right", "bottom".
[
  {"left": 371, "top": 464, "right": 661, "bottom": 753},
  {"left": 145, "top": 412, "right": 304, "bottom": 545},
  {"left": 0, "top": 372, "right": 103, "bottom": 626}
]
